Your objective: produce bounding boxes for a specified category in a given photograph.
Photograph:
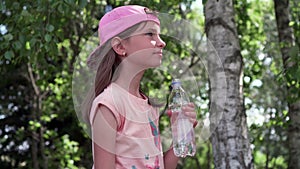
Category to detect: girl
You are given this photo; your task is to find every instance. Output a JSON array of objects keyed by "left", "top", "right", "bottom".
[{"left": 87, "top": 5, "right": 197, "bottom": 169}]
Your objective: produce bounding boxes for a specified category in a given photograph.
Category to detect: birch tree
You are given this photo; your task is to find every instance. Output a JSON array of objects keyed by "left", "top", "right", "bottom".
[
  {"left": 274, "top": 0, "right": 300, "bottom": 168},
  {"left": 204, "top": 0, "right": 253, "bottom": 168}
]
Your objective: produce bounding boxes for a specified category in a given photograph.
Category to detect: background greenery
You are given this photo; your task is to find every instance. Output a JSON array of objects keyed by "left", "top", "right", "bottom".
[{"left": 0, "top": 0, "right": 299, "bottom": 168}]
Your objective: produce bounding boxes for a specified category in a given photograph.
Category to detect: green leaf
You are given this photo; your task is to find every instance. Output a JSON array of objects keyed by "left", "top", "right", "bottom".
[
  {"left": 46, "top": 24, "right": 55, "bottom": 32},
  {"left": 64, "top": 0, "right": 75, "bottom": 5},
  {"left": 13, "top": 41, "right": 22, "bottom": 50},
  {"left": 19, "top": 35, "right": 25, "bottom": 44},
  {"left": 58, "top": 4, "right": 64, "bottom": 13},
  {"left": 30, "top": 38, "right": 37, "bottom": 47},
  {"left": 20, "top": 10, "right": 31, "bottom": 18},
  {"left": 78, "top": 0, "right": 87, "bottom": 8},
  {"left": 45, "top": 34, "right": 52, "bottom": 42},
  {"left": 12, "top": 2, "right": 20, "bottom": 10},
  {"left": 26, "top": 41, "right": 31, "bottom": 50},
  {"left": 4, "top": 34, "right": 13, "bottom": 41},
  {"left": 4, "top": 51, "right": 14, "bottom": 60},
  {"left": 0, "top": 1, "right": 6, "bottom": 11},
  {"left": 289, "top": 45, "right": 299, "bottom": 58}
]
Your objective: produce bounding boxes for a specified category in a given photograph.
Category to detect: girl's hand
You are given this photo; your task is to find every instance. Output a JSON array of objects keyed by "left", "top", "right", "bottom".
[
  {"left": 167, "top": 102, "right": 198, "bottom": 128},
  {"left": 182, "top": 103, "right": 198, "bottom": 128}
]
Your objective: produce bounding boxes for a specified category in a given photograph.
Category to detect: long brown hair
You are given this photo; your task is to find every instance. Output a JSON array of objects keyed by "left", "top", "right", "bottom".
[{"left": 82, "top": 22, "right": 149, "bottom": 124}]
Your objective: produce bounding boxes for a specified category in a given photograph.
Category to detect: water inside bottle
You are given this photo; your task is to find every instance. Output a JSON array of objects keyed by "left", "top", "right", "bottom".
[{"left": 172, "top": 117, "right": 196, "bottom": 157}]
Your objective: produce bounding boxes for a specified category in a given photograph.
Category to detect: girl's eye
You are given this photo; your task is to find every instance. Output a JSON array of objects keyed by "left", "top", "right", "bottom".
[{"left": 145, "top": 32, "right": 154, "bottom": 36}]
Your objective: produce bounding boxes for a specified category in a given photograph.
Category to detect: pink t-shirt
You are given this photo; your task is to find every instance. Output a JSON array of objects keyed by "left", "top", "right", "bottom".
[{"left": 90, "top": 83, "right": 164, "bottom": 169}]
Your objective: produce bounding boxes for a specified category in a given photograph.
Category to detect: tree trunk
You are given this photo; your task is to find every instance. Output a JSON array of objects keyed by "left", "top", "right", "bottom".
[
  {"left": 28, "top": 63, "right": 48, "bottom": 169},
  {"left": 204, "top": 0, "right": 253, "bottom": 168},
  {"left": 274, "top": 1, "right": 300, "bottom": 169},
  {"left": 28, "top": 64, "right": 40, "bottom": 169},
  {"left": 31, "top": 130, "right": 39, "bottom": 169}
]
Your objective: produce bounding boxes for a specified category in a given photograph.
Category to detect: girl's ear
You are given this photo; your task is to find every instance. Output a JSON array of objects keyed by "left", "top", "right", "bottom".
[{"left": 111, "top": 37, "right": 126, "bottom": 57}]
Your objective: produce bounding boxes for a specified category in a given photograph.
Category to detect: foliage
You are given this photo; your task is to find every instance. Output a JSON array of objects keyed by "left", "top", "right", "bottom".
[
  {"left": 235, "top": 0, "right": 300, "bottom": 168},
  {"left": 0, "top": 0, "right": 202, "bottom": 168},
  {"left": 0, "top": 0, "right": 98, "bottom": 168},
  {"left": 286, "top": 0, "right": 300, "bottom": 102},
  {"left": 1, "top": 0, "right": 299, "bottom": 168}
]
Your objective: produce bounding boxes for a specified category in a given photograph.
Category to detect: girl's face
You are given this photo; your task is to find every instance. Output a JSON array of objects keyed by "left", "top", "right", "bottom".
[{"left": 122, "top": 21, "right": 166, "bottom": 69}]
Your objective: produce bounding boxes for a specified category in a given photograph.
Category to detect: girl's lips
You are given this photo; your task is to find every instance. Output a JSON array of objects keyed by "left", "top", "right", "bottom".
[
  {"left": 153, "top": 50, "right": 163, "bottom": 55},
  {"left": 154, "top": 52, "right": 163, "bottom": 57}
]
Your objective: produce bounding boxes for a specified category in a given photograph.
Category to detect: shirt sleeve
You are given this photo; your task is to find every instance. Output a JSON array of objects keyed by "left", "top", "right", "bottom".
[{"left": 89, "top": 88, "right": 124, "bottom": 131}]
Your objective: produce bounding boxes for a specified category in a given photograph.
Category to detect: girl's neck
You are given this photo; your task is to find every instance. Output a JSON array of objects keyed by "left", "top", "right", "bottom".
[{"left": 114, "top": 71, "right": 145, "bottom": 98}]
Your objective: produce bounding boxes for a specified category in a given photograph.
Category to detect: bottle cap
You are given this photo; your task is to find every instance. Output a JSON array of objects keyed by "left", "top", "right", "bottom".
[{"left": 171, "top": 79, "right": 181, "bottom": 88}]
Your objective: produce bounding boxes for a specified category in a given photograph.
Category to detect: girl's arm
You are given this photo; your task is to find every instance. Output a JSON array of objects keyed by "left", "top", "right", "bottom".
[
  {"left": 163, "top": 146, "right": 180, "bottom": 169},
  {"left": 92, "top": 106, "right": 117, "bottom": 169}
]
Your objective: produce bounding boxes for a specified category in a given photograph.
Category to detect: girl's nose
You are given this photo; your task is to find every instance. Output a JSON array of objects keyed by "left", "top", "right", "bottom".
[{"left": 156, "top": 36, "right": 166, "bottom": 48}]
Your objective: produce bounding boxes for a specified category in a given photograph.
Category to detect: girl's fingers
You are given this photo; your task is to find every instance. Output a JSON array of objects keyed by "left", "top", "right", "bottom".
[
  {"left": 193, "top": 120, "right": 198, "bottom": 128},
  {"left": 167, "top": 105, "right": 198, "bottom": 128},
  {"left": 182, "top": 103, "right": 195, "bottom": 111},
  {"left": 183, "top": 111, "right": 197, "bottom": 119},
  {"left": 183, "top": 103, "right": 198, "bottom": 128}
]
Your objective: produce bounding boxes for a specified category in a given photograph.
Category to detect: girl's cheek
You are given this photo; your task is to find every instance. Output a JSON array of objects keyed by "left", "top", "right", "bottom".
[{"left": 150, "top": 40, "right": 156, "bottom": 46}]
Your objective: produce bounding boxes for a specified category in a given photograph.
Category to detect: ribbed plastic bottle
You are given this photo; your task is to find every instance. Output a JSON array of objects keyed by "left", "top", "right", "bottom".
[{"left": 168, "top": 79, "right": 196, "bottom": 157}]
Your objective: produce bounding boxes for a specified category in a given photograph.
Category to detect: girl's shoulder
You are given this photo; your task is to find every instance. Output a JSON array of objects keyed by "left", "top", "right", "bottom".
[{"left": 89, "top": 83, "right": 125, "bottom": 128}]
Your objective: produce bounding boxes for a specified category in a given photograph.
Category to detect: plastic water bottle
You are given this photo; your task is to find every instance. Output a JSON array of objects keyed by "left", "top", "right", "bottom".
[{"left": 168, "top": 79, "right": 196, "bottom": 157}]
